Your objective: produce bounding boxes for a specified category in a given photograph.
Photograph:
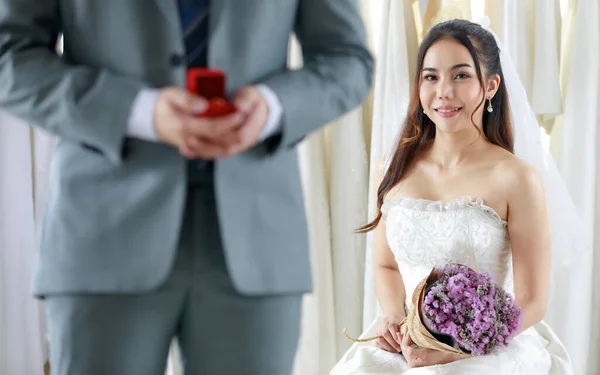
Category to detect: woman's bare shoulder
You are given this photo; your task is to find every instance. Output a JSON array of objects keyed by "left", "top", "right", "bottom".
[
  {"left": 488, "top": 146, "right": 534, "bottom": 174},
  {"left": 488, "top": 146, "right": 543, "bottom": 199}
]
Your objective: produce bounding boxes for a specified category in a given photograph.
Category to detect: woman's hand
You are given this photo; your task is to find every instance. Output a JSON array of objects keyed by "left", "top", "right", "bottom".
[
  {"left": 374, "top": 314, "right": 405, "bottom": 353},
  {"left": 399, "top": 325, "right": 467, "bottom": 368}
]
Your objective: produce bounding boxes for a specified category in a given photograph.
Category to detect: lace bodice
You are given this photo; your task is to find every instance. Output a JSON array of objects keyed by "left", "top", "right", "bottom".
[{"left": 382, "top": 196, "right": 513, "bottom": 308}]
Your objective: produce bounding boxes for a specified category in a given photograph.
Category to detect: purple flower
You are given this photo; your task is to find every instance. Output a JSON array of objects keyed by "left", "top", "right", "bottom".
[{"left": 422, "top": 264, "right": 522, "bottom": 355}]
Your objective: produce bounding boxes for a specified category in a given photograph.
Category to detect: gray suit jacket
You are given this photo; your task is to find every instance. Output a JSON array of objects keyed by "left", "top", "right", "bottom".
[{"left": 0, "top": 0, "right": 373, "bottom": 296}]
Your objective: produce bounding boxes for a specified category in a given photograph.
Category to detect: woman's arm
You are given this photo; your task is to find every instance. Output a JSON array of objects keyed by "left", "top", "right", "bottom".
[
  {"left": 374, "top": 224, "right": 407, "bottom": 320},
  {"left": 373, "top": 157, "right": 407, "bottom": 320},
  {"left": 368, "top": 157, "right": 407, "bottom": 353},
  {"left": 506, "top": 161, "right": 552, "bottom": 334}
]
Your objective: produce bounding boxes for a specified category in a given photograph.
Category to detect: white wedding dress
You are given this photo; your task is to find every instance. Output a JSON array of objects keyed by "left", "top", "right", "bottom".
[{"left": 331, "top": 196, "right": 572, "bottom": 375}]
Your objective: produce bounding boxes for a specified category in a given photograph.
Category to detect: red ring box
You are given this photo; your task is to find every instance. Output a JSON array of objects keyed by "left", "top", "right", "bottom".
[{"left": 186, "top": 68, "right": 237, "bottom": 117}]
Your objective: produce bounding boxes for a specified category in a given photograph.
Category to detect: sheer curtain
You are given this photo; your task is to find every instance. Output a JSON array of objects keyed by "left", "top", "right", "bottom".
[
  {"left": 361, "top": 0, "right": 419, "bottom": 332},
  {"left": 488, "top": 1, "right": 597, "bottom": 373},
  {"left": 293, "top": 0, "right": 375, "bottom": 367},
  {"left": 554, "top": 0, "right": 600, "bottom": 373},
  {"left": 0, "top": 114, "right": 51, "bottom": 375}
]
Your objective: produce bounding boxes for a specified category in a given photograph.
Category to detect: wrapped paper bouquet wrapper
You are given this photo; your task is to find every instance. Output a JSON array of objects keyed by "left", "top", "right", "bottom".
[
  {"left": 344, "top": 267, "right": 468, "bottom": 356},
  {"left": 401, "top": 272, "right": 468, "bottom": 354},
  {"left": 344, "top": 264, "right": 521, "bottom": 357}
]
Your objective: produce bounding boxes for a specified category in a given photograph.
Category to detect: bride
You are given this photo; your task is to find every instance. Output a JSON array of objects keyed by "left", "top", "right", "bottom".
[{"left": 331, "top": 19, "right": 576, "bottom": 374}]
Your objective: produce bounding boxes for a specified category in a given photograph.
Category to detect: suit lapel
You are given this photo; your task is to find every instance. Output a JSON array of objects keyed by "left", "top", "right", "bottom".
[
  {"left": 207, "top": 0, "right": 225, "bottom": 66},
  {"left": 154, "top": 0, "right": 227, "bottom": 67},
  {"left": 154, "top": 0, "right": 225, "bottom": 30},
  {"left": 208, "top": 0, "right": 225, "bottom": 33},
  {"left": 154, "top": 0, "right": 181, "bottom": 29}
]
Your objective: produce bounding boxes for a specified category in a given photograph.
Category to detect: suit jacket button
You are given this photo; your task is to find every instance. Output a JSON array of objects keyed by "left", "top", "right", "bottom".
[{"left": 169, "top": 53, "right": 185, "bottom": 66}]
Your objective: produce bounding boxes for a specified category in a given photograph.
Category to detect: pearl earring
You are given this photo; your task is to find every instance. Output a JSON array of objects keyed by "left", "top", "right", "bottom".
[{"left": 487, "top": 97, "right": 493, "bottom": 113}]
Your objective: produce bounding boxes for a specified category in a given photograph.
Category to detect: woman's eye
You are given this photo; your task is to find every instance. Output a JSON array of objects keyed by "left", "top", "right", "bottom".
[
  {"left": 455, "top": 73, "right": 469, "bottom": 79},
  {"left": 424, "top": 75, "right": 437, "bottom": 81}
]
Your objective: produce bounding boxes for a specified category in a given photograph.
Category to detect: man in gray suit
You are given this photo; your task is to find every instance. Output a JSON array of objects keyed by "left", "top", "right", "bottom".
[{"left": 0, "top": 0, "right": 373, "bottom": 374}]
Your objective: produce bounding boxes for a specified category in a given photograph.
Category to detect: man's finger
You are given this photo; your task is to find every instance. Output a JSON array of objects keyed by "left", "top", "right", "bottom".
[
  {"left": 237, "top": 104, "right": 264, "bottom": 141},
  {"left": 232, "top": 87, "right": 260, "bottom": 114},
  {"left": 180, "top": 138, "right": 235, "bottom": 160},
  {"left": 167, "top": 88, "right": 208, "bottom": 115},
  {"left": 204, "top": 112, "right": 246, "bottom": 132},
  {"left": 182, "top": 112, "right": 245, "bottom": 140}
]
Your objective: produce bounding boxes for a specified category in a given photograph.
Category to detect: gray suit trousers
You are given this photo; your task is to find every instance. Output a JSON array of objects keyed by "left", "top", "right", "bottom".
[{"left": 44, "top": 171, "right": 302, "bottom": 375}]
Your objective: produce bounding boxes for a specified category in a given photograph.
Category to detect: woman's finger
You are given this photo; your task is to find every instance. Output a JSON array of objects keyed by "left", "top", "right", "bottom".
[
  {"left": 401, "top": 329, "right": 414, "bottom": 347},
  {"left": 387, "top": 323, "right": 402, "bottom": 346},
  {"left": 388, "top": 321, "right": 400, "bottom": 333},
  {"left": 400, "top": 344, "right": 412, "bottom": 360},
  {"left": 400, "top": 324, "right": 408, "bottom": 336},
  {"left": 376, "top": 337, "right": 397, "bottom": 353},
  {"left": 382, "top": 330, "right": 402, "bottom": 352},
  {"left": 396, "top": 331, "right": 403, "bottom": 344}
]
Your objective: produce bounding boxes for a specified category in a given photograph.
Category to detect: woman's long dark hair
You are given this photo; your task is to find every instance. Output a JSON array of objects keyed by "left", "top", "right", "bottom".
[{"left": 358, "top": 19, "right": 513, "bottom": 233}]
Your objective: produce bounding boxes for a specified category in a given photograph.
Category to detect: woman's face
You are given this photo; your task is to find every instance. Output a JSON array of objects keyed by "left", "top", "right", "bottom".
[{"left": 419, "top": 38, "right": 491, "bottom": 134}]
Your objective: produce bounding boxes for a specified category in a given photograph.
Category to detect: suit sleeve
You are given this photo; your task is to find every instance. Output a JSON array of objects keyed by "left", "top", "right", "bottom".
[
  {"left": 259, "top": 0, "right": 374, "bottom": 152},
  {"left": 0, "top": 0, "right": 147, "bottom": 164}
]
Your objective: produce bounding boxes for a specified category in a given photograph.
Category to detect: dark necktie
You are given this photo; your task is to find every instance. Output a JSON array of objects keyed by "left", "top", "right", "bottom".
[
  {"left": 178, "top": 0, "right": 213, "bottom": 176},
  {"left": 178, "top": 0, "right": 209, "bottom": 67}
]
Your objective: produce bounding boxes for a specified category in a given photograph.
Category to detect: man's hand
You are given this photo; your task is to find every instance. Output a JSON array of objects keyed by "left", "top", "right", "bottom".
[
  {"left": 153, "top": 87, "right": 246, "bottom": 159},
  {"left": 228, "top": 86, "right": 269, "bottom": 152},
  {"left": 154, "top": 86, "right": 269, "bottom": 159},
  {"left": 183, "top": 86, "right": 269, "bottom": 157}
]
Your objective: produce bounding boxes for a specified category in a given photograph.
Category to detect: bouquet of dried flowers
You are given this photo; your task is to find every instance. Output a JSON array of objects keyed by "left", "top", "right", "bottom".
[{"left": 344, "top": 264, "right": 522, "bottom": 356}]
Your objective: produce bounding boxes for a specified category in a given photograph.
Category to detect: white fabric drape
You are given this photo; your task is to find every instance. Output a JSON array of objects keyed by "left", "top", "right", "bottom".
[
  {"left": 290, "top": 34, "right": 339, "bottom": 374},
  {"left": 555, "top": 1, "right": 600, "bottom": 374},
  {"left": 496, "top": 0, "right": 535, "bottom": 99},
  {"left": 531, "top": 0, "right": 563, "bottom": 125},
  {"left": 486, "top": 0, "right": 561, "bottom": 125},
  {"left": 0, "top": 114, "right": 50, "bottom": 375},
  {"left": 361, "top": 0, "right": 419, "bottom": 332},
  {"left": 31, "top": 126, "right": 54, "bottom": 374},
  {"left": 292, "top": 8, "right": 373, "bottom": 367},
  {"left": 293, "top": 112, "right": 370, "bottom": 374},
  {"left": 491, "top": 1, "right": 597, "bottom": 374},
  {"left": 489, "top": 0, "right": 562, "bottom": 124}
]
